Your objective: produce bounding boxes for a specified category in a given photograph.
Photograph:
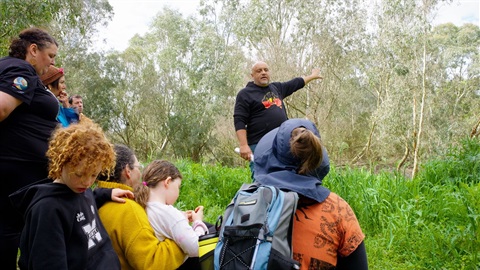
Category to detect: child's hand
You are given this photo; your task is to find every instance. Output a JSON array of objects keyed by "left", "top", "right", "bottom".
[
  {"left": 111, "top": 188, "right": 134, "bottom": 203},
  {"left": 185, "top": 210, "right": 193, "bottom": 222},
  {"left": 57, "top": 91, "right": 70, "bottom": 108},
  {"left": 191, "top": 205, "right": 204, "bottom": 222}
]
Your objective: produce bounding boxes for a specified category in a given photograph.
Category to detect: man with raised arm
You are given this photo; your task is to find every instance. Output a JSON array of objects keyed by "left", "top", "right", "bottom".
[{"left": 233, "top": 61, "right": 322, "bottom": 176}]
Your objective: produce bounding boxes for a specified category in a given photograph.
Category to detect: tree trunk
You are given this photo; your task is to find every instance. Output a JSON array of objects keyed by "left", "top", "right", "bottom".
[
  {"left": 351, "top": 121, "right": 376, "bottom": 164},
  {"left": 412, "top": 20, "right": 428, "bottom": 179},
  {"left": 397, "top": 140, "right": 410, "bottom": 172},
  {"left": 470, "top": 118, "right": 480, "bottom": 138}
]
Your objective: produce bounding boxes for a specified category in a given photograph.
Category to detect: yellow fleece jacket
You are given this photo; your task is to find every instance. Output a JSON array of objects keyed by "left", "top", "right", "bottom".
[{"left": 97, "top": 181, "right": 185, "bottom": 270}]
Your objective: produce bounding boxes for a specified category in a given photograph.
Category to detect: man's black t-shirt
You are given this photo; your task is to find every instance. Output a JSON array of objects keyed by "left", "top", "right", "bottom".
[
  {"left": 0, "top": 57, "right": 59, "bottom": 163},
  {"left": 233, "top": 77, "right": 305, "bottom": 145}
]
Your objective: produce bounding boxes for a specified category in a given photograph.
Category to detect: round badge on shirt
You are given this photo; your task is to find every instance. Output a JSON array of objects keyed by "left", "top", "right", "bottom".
[{"left": 13, "top": 77, "right": 28, "bottom": 91}]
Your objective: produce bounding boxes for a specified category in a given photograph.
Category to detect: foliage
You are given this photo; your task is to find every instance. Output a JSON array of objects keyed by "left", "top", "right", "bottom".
[
  {"left": 427, "top": 23, "right": 480, "bottom": 152},
  {"left": 193, "top": 0, "right": 478, "bottom": 171},
  {"left": 0, "top": 0, "right": 112, "bottom": 56},
  {"left": 319, "top": 138, "right": 480, "bottom": 269},
  {"left": 65, "top": 7, "right": 246, "bottom": 162},
  {"left": 417, "top": 138, "right": 480, "bottom": 185},
  {"left": 174, "top": 159, "right": 250, "bottom": 223}
]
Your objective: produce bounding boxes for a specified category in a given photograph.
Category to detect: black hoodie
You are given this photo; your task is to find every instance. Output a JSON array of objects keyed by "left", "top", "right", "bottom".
[
  {"left": 9, "top": 180, "right": 120, "bottom": 270},
  {"left": 233, "top": 77, "right": 305, "bottom": 145}
]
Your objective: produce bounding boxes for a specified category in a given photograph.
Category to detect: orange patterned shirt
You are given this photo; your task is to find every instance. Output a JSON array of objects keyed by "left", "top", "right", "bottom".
[{"left": 292, "top": 192, "right": 365, "bottom": 270}]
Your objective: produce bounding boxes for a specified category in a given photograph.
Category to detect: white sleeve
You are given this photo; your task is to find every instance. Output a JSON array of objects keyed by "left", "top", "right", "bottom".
[
  {"left": 169, "top": 209, "right": 202, "bottom": 257},
  {"left": 192, "top": 220, "right": 209, "bottom": 236},
  {"left": 147, "top": 203, "right": 201, "bottom": 257}
]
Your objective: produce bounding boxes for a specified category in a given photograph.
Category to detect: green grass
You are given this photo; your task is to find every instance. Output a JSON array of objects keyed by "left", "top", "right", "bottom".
[
  {"left": 174, "top": 138, "right": 480, "bottom": 269},
  {"left": 175, "top": 159, "right": 251, "bottom": 224}
]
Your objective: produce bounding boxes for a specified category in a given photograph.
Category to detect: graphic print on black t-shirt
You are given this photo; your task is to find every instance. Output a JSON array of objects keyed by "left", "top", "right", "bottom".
[
  {"left": 262, "top": 91, "right": 282, "bottom": 109},
  {"left": 81, "top": 205, "right": 103, "bottom": 249}
]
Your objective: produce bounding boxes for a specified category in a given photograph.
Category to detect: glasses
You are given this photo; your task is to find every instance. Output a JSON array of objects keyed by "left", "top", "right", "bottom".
[{"left": 133, "top": 164, "right": 144, "bottom": 171}]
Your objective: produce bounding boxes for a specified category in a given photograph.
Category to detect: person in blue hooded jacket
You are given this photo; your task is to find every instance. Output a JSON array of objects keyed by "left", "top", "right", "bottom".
[{"left": 253, "top": 118, "right": 368, "bottom": 270}]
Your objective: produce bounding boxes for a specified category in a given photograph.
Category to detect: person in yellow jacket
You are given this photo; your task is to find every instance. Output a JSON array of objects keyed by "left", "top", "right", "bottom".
[{"left": 96, "top": 144, "right": 185, "bottom": 270}]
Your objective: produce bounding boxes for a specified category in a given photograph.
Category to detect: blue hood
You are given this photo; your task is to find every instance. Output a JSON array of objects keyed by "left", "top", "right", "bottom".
[{"left": 253, "top": 118, "right": 330, "bottom": 203}]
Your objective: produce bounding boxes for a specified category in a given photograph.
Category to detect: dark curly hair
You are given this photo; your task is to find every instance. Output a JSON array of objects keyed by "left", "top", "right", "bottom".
[
  {"left": 97, "top": 144, "right": 136, "bottom": 183},
  {"left": 9, "top": 27, "right": 58, "bottom": 59}
]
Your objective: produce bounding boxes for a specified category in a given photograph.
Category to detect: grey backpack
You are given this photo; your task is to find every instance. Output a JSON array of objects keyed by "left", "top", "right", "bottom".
[{"left": 213, "top": 183, "right": 300, "bottom": 270}]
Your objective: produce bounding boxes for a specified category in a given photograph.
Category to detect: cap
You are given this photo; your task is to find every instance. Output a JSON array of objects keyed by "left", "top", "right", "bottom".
[{"left": 40, "top": 65, "right": 64, "bottom": 85}]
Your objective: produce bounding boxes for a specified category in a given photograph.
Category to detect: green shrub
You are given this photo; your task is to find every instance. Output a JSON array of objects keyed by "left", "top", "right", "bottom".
[
  {"left": 418, "top": 138, "right": 480, "bottom": 186},
  {"left": 174, "top": 159, "right": 250, "bottom": 223}
]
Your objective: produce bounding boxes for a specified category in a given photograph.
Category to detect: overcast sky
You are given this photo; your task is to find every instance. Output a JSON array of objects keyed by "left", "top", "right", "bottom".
[
  {"left": 94, "top": 0, "right": 200, "bottom": 51},
  {"left": 94, "top": 0, "right": 480, "bottom": 52}
]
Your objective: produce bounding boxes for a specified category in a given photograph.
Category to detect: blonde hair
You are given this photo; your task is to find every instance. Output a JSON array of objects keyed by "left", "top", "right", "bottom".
[
  {"left": 134, "top": 160, "right": 182, "bottom": 208},
  {"left": 46, "top": 122, "right": 115, "bottom": 180},
  {"left": 290, "top": 127, "right": 323, "bottom": 175}
]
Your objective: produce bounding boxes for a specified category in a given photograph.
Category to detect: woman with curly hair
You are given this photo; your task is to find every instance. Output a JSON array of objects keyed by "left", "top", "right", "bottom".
[{"left": 9, "top": 123, "right": 133, "bottom": 270}]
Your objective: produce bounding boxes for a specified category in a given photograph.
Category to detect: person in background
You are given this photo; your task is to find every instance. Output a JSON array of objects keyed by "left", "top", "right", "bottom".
[
  {"left": 69, "top": 94, "right": 92, "bottom": 123},
  {"left": 0, "top": 27, "right": 59, "bottom": 270},
  {"left": 69, "top": 94, "right": 83, "bottom": 113},
  {"left": 233, "top": 61, "right": 323, "bottom": 177},
  {"left": 97, "top": 145, "right": 186, "bottom": 270},
  {"left": 41, "top": 65, "right": 79, "bottom": 127},
  {"left": 9, "top": 122, "right": 134, "bottom": 270},
  {"left": 134, "top": 160, "right": 208, "bottom": 263},
  {"left": 253, "top": 118, "right": 368, "bottom": 270}
]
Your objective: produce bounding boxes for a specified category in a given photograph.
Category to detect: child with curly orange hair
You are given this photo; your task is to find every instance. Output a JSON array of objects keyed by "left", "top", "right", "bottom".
[{"left": 10, "top": 123, "right": 133, "bottom": 270}]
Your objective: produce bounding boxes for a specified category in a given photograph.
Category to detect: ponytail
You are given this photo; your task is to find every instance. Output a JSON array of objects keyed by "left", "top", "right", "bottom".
[
  {"left": 134, "top": 183, "right": 150, "bottom": 209},
  {"left": 133, "top": 160, "right": 182, "bottom": 208},
  {"left": 290, "top": 127, "right": 323, "bottom": 175}
]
